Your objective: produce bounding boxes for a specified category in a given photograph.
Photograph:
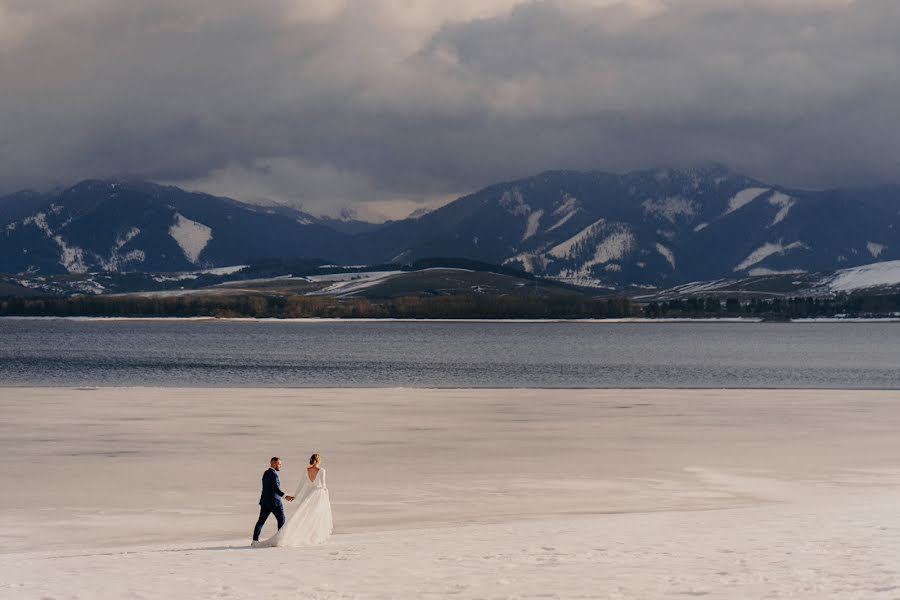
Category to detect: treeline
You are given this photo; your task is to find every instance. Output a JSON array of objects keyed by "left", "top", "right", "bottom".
[
  {"left": 644, "top": 294, "right": 900, "bottom": 319},
  {"left": 5, "top": 291, "right": 898, "bottom": 320},
  {"left": 0, "top": 293, "right": 634, "bottom": 319}
]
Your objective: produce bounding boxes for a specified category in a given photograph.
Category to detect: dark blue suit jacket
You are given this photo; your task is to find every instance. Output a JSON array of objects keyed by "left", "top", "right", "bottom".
[{"left": 259, "top": 468, "right": 286, "bottom": 508}]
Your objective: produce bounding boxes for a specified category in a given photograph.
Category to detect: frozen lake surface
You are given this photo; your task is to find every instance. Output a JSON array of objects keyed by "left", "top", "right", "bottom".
[{"left": 2, "top": 387, "right": 900, "bottom": 599}]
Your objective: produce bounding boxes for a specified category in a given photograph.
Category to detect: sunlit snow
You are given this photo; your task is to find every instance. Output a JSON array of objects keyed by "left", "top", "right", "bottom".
[
  {"left": 725, "top": 188, "right": 768, "bottom": 215},
  {"left": 522, "top": 209, "right": 544, "bottom": 241},
  {"left": 21, "top": 210, "right": 89, "bottom": 273},
  {"left": 307, "top": 270, "right": 404, "bottom": 296},
  {"left": 829, "top": 260, "right": 900, "bottom": 292},
  {"left": 498, "top": 188, "right": 530, "bottom": 217},
  {"left": 867, "top": 242, "right": 886, "bottom": 259},
  {"left": 580, "top": 230, "right": 636, "bottom": 273},
  {"left": 169, "top": 213, "right": 212, "bottom": 264},
  {"left": 655, "top": 243, "right": 676, "bottom": 270},
  {"left": 54, "top": 235, "right": 88, "bottom": 273},
  {"left": 641, "top": 196, "right": 697, "bottom": 223},
  {"left": 768, "top": 192, "right": 795, "bottom": 226},
  {"left": 547, "top": 195, "right": 579, "bottom": 232},
  {"left": 548, "top": 219, "right": 605, "bottom": 258},
  {"left": 748, "top": 267, "right": 806, "bottom": 276},
  {"left": 99, "top": 228, "right": 144, "bottom": 271},
  {"left": 735, "top": 241, "right": 805, "bottom": 272}
]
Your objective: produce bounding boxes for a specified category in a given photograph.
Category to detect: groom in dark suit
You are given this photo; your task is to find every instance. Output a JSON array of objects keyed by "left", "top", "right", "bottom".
[{"left": 253, "top": 456, "right": 294, "bottom": 543}]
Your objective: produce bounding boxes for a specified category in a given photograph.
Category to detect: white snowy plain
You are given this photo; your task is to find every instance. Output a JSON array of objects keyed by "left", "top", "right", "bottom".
[{"left": 2, "top": 387, "right": 900, "bottom": 600}]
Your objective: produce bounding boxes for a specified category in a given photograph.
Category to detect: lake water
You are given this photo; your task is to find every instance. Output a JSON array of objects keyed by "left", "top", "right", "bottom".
[{"left": 0, "top": 318, "right": 898, "bottom": 388}]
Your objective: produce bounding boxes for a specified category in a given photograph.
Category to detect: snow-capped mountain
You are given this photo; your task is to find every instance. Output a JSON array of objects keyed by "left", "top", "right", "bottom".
[
  {"left": 2, "top": 168, "right": 899, "bottom": 287},
  {"left": 357, "top": 166, "right": 900, "bottom": 287},
  {"left": 0, "top": 180, "right": 352, "bottom": 274}
]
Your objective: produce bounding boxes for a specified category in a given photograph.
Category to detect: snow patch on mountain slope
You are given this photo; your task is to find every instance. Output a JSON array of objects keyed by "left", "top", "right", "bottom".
[
  {"left": 867, "top": 242, "right": 886, "bottom": 258},
  {"left": 725, "top": 188, "right": 768, "bottom": 215},
  {"left": 169, "top": 214, "right": 212, "bottom": 264},
  {"left": 54, "top": 236, "right": 88, "bottom": 273},
  {"left": 641, "top": 196, "right": 697, "bottom": 223},
  {"left": 21, "top": 211, "right": 90, "bottom": 273},
  {"left": 547, "top": 210, "right": 577, "bottom": 232},
  {"left": 114, "top": 227, "right": 141, "bottom": 251},
  {"left": 103, "top": 250, "right": 145, "bottom": 272},
  {"left": 735, "top": 241, "right": 806, "bottom": 272},
  {"left": 660, "top": 278, "right": 734, "bottom": 296},
  {"left": 98, "top": 229, "right": 145, "bottom": 271},
  {"left": 548, "top": 219, "right": 605, "bottom": 259},
  {"left": 768, "top": 192, "right": 795, "bottom": 226},
  {"left": 829, "top": 260, "right": 900, "bottom": 292},
  {"left": 748, "top": 268, "right": 806, "bottom": 276},
  {"left": 18, "top": 218, "right": 147, "bottom": 273},
  {"left": 22, "top": 212, "right": 49, "bottom": 232},
  {"left": 522, "top": 210, "right": 544, "bottom": 241},
  {"left": 581, "top": 230, "right": 636, "bottom": 272},
  {"left": 547, "top": 195, "right": 579, "bottom": 232},
  {"left": 553, "top": 195, "right": 578, "bottom": 216},
  {"left": 499, "top": 188, "right": 529, "bottom": 217},
  {"left": 693, "top": 223, "right": 708, "bottom": 232},
  {"left": 656, "top": 243, "right": 676, "bottom": 270},
  {"left": 504, "top": 253, "right": 548, "bottom": 274}
]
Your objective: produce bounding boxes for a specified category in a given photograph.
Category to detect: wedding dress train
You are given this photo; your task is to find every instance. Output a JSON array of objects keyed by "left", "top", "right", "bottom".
[{"left": 257, "top": 468, "right": 333, "bottom": 547}]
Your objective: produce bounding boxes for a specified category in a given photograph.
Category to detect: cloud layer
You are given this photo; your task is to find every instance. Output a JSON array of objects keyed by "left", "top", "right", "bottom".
[{"left": 1, "top": 0, "right": 898, "bottom": 216}]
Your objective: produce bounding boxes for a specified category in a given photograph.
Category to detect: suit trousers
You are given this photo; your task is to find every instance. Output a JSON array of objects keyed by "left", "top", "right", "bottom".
[{"left": 253, "top": 504, "right": 286, "bottom": 541}]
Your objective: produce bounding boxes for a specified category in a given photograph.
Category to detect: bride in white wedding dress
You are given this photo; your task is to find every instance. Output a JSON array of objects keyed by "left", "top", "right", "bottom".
[{"left": 256, "top": 453, "right": 333, "bottom": 548}]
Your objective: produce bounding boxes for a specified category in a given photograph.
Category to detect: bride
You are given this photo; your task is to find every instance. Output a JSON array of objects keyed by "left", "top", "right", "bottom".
[{"left": 255, "top": 453, "right": 333, "bottom": 547}]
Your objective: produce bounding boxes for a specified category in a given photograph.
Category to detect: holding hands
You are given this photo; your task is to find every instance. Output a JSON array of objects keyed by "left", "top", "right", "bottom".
[{"left": 285, "top": 495, "right": 295, "bottom": 502}]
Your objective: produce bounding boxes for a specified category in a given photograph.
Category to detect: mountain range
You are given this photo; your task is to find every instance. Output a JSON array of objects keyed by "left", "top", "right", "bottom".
[{"left": 2, "top": 166, "right": 898, "bottom": 289}]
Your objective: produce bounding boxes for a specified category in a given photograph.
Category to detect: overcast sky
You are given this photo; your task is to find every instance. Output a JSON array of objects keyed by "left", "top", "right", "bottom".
[{"left": 1, "top": 0, "right": 898, "bottom": 218}]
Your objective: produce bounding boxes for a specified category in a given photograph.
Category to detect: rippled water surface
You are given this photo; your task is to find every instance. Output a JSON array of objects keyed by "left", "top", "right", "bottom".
[{"left": 0, "top": 319, "right": 898, "bottom": 388}]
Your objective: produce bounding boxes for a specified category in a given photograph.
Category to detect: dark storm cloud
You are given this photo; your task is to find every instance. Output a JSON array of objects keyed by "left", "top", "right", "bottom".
[{"left": 1, "top": 0, "right": 898, "bottom": 215}]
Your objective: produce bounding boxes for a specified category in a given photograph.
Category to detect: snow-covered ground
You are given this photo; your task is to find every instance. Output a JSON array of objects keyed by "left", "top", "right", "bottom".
[
  {"left": 152, "top": 265, "right": 248, "bottom": 283},
  {"left": 305, "top": 270, "right": 404, "bottom": 296},
  {"left": 2, "top": 388, "right": 900, "bottom": 599},
  {"left": 828, "top": 259, "right": 900, "bottom": 292}
]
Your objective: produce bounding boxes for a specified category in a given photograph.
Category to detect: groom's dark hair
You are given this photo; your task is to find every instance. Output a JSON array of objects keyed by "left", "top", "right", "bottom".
[{"left": 270, "top": 456, "right": 280, "bottom": 463}]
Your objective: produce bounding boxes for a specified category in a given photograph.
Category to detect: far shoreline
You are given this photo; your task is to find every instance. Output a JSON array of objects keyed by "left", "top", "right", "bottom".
[
  {"left": 2, "top": 315, "right": 899, "bottom": 323},
  {"left": 2, "top": 384, "right": 899, "bottom": 391}
]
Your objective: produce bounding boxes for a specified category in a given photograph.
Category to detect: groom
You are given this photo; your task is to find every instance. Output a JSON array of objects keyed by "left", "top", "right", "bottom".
[{"left": 252, "top": 456, "right": 295, "bottom": 543}]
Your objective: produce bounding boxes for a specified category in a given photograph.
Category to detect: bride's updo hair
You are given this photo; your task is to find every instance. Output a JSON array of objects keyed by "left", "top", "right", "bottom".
[{"left": 309, "top": 453, "right": 321, "bottom": 466}]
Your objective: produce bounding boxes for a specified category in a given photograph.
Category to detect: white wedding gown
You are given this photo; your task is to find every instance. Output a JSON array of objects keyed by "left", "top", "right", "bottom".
[{"left": 257, "top": 468, "right": 333, "bottom": 547}]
